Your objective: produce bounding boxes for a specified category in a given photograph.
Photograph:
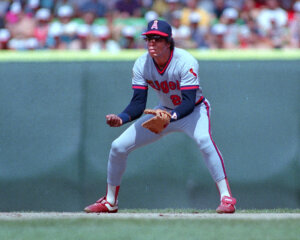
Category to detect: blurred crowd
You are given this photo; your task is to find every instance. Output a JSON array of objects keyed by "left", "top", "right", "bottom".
[{"left": 0, "top": 0, "right": 300, "bottom": 51}]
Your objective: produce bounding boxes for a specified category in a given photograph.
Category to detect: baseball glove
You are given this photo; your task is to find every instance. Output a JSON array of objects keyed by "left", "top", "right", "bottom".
[{"left": 142, "top": 109, "right": 171, "bottom": 134}]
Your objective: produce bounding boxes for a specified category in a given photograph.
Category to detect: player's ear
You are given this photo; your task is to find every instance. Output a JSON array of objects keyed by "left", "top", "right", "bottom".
[{"left": 166, "top": 40, "right": 171, "bottom": 48}]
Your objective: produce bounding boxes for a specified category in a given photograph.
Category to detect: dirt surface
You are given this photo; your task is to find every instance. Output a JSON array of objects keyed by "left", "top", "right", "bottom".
[{"left": 1, "top": 212, "right": 300, "bottom": 220}]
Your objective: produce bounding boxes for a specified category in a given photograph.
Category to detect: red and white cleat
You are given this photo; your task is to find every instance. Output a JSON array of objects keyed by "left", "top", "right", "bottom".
[
  {"left": 84, "top": 197, "right": 118, "bottom": 213},
  {"left": 216, "top": 196, "right": 236, "bottom": 214}
]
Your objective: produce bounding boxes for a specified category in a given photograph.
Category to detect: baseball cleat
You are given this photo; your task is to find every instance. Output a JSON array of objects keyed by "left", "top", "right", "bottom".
[
  {"left": 216, "top": 196, "right": 236, "bottom": 214},
  {"left": 84, "top": 197, "right": 118, "bottom": 213}
]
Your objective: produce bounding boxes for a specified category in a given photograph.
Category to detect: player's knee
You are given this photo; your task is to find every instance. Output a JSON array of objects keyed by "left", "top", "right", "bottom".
[
  {"left": 195, "top": 135, "right": 212, "bottom": 150},
  {"left": 110, "top": 139, "right": 128, "bottom": 156}
]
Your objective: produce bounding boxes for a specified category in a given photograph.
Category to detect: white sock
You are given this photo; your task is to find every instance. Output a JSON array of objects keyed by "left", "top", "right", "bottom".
[
  {"left": 216, "top": 179, "right": 230, "bottom": 200},
  {"left": 106, "top": 184, "right": 117, "bottom": 205}
]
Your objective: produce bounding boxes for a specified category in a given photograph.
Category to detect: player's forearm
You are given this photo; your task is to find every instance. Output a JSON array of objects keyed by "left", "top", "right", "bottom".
[
  {"left": 171, "top": 89, "right": 196, "bottom": 121},
  {"left": 118, "top": 89, "right": 147, "bottom": 124}
]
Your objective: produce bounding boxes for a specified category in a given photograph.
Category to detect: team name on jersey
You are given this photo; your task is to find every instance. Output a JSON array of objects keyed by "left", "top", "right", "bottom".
[{"left": 146, "top": 79, "right": 180, "bottom": 93}]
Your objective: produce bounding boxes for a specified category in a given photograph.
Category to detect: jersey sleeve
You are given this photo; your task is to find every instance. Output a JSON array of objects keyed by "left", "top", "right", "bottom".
[
  {"left": 132, "top": 57, "right": 148, "bottom": 90},
  {"left": 179, "top": 58, "right": 200, "bottom": 91}
]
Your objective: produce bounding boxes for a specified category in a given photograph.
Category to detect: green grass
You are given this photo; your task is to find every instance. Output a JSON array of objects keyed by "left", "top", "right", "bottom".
[
  {"left": 118, "top": 208, "right": 300, "bottom": 213},
  {"left": 0, "top": 209, "right": 300, "bottom": 240},
  {"left": 0, "top": 49, "right": 300, "bottom": 62},
  {"left": 0, "top": 217, "right": 299, "bottom": 240}
]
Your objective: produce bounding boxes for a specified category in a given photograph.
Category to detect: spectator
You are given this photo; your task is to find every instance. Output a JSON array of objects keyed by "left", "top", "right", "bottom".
[
  {"left": 76, "top": 9, "right": 100, "bottom": 50},
  {"left": 78, "top": 0, "right": 107, "bottom": 18},
  {"left": 239, "top": 17, "right": 264, "bottom": 49},
  {"left": 198, "top": 0, "right": 215, "bottom": 14},
  {"left": 76, "top": 23, "right": 91, "bottom": 49},
  {"left": 188, "top": 11, "right": 209, "bottom": 48},
  {"left": 257, "top": 0, "right": 288, "bottom": 35},
  {"left": 152, "top": 0, "right": 168, "bottom": 16},
  {"left": 54, "top": 0, "right": 77, "bottom": 18},
  {"left": 0, "top": 0, "right": 299, "bottom": 50},
  {"left": 49, "top": 5, "right": 78, "bottom": 49},
  {"left": 40, "top": 0, "right": 55, "bottom": 11},
  {"left": 91, "top": 24, "right": 110, "bottom": 50},
  {"left": 265, "top": 17, "right": 289, "bottom": 48},
  {"left": 290, "top": 1, "right": 300, "bottom": 48},
  {"left": 181, "top": 0, "right": 212, "bottom": 29},
  {"left": 91, "top": 24, "right": 121, "bottom": 52},
  {"left": 140, "top": 0, "right": 154, "bottom": 16},
  {"left": 34, "top": 8, "right": 52, "bottom": 48},
  {"left": 162, "top": 0, "right": 182, "bottom": 24},
  {"left": 80, "top": 9, "right": 97, "bottom": 25},
  {"left": 114, "top": 0, "right": 142, "bottom": 18},
  {"left": 0, "top": 0, "right": 9, "bottom": 28},
  {"left": 6, "top": 2, "right": 36, "bottom": 48},
  {"left": 0, "top": 28, "right": 10, "bottom": 49},
  {"left": 171, "top": 10, "right": 192, "bottom": 48},
  {"left": 240, "top": 0, "right": 261, "bottom": 22},
  {"left": 5, "top": 2, "right": 22, "bottom": 26},
  {"left": 120, "top": 25, "right": 137, "bottom": 48},
  {"left": 47, "top": 19, "right": 63, "bottom": 49},
  {"left": 144, "top": 10, "right": 158, "bottom": 22},
  {"left": 226, "top": 0, "right": 244, "bottom": 11},
  {"left": 209, "top": 23, "right": 227, "bottom": 48},
  {"left": 219, "top": 7, "right": 241, "bottom": 48},
  {"left": 25, "top": 0, "right": 40, "bottom": 17},
  {"left": 213, "top": 0, "right": 226, "bottom": 20}
]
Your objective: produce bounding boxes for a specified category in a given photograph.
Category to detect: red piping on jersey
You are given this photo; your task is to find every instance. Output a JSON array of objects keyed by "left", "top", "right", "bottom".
[
  {"left": 204, "top": 100, "right": 227, "bottom": 178},
  {"left": 195, "top": 96, "right": 204, "bottom": 106},
  {"left": 132, "top": 85, "right": 148, "bottom": 90},
  {"left": 181, "top": 86, "right": 199, "bottom": 90},
  {"left": 215, "top": 178, "right": 232, "bottom": 198},
  {"left": 105, "top": 185, "right": 120, "bottom": 205},
  {"left": 153, "top": 49, "right": 173, "bottom": 75}
]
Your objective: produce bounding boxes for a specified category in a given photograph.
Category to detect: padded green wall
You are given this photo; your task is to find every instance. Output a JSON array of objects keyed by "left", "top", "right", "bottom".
[{"left": 0, "top": 59, "right": 299, "bottom": 211}]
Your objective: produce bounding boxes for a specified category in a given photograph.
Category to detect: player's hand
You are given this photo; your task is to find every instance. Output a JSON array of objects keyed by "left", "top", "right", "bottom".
[{"left": 106, "top": 114, "right": 123, "bottom": 127}]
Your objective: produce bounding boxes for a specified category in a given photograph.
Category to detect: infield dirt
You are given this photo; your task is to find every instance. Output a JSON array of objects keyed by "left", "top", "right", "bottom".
[{"left": 1, "top": 212, "right": 300, "bottom": 220}]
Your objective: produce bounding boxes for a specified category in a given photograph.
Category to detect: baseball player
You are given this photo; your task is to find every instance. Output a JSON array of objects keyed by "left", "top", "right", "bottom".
[{"left": 84, "top": 19, "right": 237, "bottom": 214}]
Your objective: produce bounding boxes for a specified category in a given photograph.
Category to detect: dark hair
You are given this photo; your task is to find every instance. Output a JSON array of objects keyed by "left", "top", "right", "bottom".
[{"left": 168, "top": 37, "right": 175, "bottom": 51}]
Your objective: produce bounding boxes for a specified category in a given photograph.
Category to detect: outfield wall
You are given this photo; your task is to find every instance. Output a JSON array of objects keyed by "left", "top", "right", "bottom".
[{"left": 0, "top": 50, "right": 299, "bottom": 211}]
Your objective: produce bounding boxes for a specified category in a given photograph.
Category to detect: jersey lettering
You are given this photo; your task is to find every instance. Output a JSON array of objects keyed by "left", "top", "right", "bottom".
[
  {"left": 161, "top": 81, "right": 169, "bottom": 93},
  {"left": 169, "top": 81, "right": 176, "bottom": 90},
  {"left": 133, "top": 48, "right": 202, "bottom": 109},
  {"left": 146, "top": 79, "right": 180, "bottom": 93},
  {"left": 154, "top": 80, "right": 161, "bottom": 90}
]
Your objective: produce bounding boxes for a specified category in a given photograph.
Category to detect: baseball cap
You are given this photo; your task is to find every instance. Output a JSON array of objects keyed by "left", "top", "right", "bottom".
[
  {"left": 211, "top": 23, "right": 227, "bottom": 35},
  {"left": 35, "top": 8, "right": 51, "bottom": 20},
  {"left": 142, "top": 19, "right": 172, "bottom": 37},
  {"left": 0, "top": 29, "right": 10, "bottom": 42},
  {"left": 294, "top": 1, "right": 300, "bottom": 12},
  {"left": 222, "top": 8, "right": 238, "bottom": 19},
  {"left": 57, "top": 5, "right": 73, "bottom": 18},
  {"left": 145, "top": 10, "right": 159, "bottom": 22},
  {"left": 189, "top": 12, "right": 201, "bottom": 23}
]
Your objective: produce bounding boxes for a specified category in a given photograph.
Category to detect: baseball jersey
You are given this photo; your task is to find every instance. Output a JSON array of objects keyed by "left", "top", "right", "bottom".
[{"left": 132, "top": 47, "right": 203, "bottom": 110}]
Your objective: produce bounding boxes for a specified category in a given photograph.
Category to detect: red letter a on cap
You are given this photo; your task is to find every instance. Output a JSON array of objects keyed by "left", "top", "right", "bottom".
[{"left": 151, "top": 20, "right": 158, "bottom": 29}]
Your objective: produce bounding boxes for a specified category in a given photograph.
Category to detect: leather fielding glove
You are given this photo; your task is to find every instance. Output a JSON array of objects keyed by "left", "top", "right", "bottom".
[{"left": 142, "top": 109, "right": 171, "bottom": 134}]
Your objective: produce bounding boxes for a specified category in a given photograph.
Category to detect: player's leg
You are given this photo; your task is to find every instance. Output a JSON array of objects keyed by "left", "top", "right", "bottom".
[
  {"left": 84, "top": 114, "right": 168, "bottom": 213},
  {"left": 181, "top": 100, "right": 236, "bottom": 213}
]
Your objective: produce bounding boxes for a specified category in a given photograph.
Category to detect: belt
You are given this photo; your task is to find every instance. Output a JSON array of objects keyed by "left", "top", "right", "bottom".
[{"left": 163, "top": 96, "right": 205, "bottom": 110}]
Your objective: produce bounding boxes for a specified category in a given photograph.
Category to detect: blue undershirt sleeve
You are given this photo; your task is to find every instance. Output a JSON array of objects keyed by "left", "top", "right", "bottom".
[
  {"left": 118, "top": 89, "right": 148, "bottom": 124},
  {"left": 171, "top": 89, "right": 196, "bottom": 121}
]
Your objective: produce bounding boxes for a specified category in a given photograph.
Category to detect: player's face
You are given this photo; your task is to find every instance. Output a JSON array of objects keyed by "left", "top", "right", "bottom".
[{"left": 145, "top": 35, "right": 170, "bottom": 58}]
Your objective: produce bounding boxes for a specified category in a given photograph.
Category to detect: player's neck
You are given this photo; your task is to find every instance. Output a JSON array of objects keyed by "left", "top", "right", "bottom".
[{"left": 153, "top": 50, "right": 171, "bottom": 70}]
